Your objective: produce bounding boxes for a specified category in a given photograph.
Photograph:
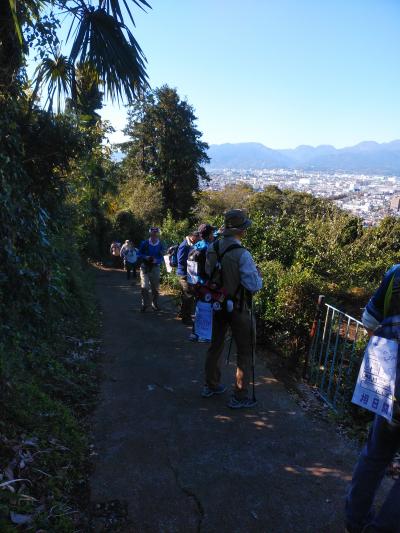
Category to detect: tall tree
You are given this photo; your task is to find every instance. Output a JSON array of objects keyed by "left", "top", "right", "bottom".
[{"left": 122, "top": 85, "right": 210, "bottom": 219}]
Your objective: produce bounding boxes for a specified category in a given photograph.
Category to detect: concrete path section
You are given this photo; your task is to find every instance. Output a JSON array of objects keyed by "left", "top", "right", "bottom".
[{"left": 91, "top": 267, "right": 360, "bottom": 533}]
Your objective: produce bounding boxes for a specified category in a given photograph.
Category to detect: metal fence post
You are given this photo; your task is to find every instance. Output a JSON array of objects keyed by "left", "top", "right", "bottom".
[{"left": 303, "top": 294, "right": 325, "bottom": 379}]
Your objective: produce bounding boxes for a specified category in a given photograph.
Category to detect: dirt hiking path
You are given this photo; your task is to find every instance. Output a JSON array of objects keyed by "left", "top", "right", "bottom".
[{"left": 90, "top": 267, "right": 359, "bottom": 533}]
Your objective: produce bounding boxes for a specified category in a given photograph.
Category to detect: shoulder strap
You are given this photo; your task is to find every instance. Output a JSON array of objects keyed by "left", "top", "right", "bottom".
[
  {"left": 210, "top": 241, "right": 245, "bottom": 284},
  {"left": 219, "top": 243, "right": 244, "bottom": 262}
]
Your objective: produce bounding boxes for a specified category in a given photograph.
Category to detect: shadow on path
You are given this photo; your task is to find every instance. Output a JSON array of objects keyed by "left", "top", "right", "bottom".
[{"left": 90, "top": 267, "right": 359, "bottom": 532}]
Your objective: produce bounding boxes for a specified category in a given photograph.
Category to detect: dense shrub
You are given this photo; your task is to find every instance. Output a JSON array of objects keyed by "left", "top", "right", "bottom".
[
  {"left": 0, "top": 95, "right": 99, "bottom": 531},
  {"left": 190, "top": 185, "right": 400, "bottom": 371}
]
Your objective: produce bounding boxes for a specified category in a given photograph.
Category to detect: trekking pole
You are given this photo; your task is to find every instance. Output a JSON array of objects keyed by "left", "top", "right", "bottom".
[
  {"left": 250, "top": 294, "right": 256, "bottom": 402},
  {"left": 225, "top": 327, "right": 233, "bottom": 365}
]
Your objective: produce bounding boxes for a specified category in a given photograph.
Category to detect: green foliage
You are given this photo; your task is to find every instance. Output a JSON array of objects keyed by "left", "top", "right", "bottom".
[
  {"left": 66, "top": 136, "right": 116, "bottom": 259},
  {"left": 0, "top": 92, "right": 100, "bottom": 529},
  {"left": 116, "top": 174, "right": 164, "bottom": 229},
  {"left": 160, "top": 211, "right": 192, "bottom": 246},
  {"left": 122, "top": 85, "right": 209, "bottom": 219},
  {"left": 244, "top": 210, "right": 307, "bottom": 268},
  {"left": 193, "top": 183, "right": 255, "bottom": 223},
  {"left": 112, "top": 210, "right": 145, "bottom": 246}
]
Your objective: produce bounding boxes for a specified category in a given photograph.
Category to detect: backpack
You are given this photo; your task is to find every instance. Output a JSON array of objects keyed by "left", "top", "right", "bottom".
[
  {"left": 209, "top": 240, "right": 244, "bottom": 289},
  {"left": 197, "top": 240, "right": 245, "bottom": 311},
  {"left": 187, "top": 246, "right": 208, "bottom": 285},
  {"left": 167, "top": 245, "right": 179, "bottom": 268}
]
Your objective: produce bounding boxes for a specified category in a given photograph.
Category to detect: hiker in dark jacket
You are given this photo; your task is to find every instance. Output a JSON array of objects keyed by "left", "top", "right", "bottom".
[
  {"left": 345, "top": 264, "right": 400, "bottom": 533},
  {"left": 177, "top": 230, "right": 200, "bottom": 325}
]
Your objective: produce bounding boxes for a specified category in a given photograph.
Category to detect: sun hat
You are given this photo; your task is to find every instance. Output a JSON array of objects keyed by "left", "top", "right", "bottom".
[{"left": 223, "top": 209, "right": 252, "bottom": 236}]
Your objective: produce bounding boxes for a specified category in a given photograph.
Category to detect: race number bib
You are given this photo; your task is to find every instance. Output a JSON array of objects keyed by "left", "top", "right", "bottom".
[
  {"left": 187, "top": 260, "right": 199, "bottom": 285},
  {"left": 352, "top": 336, "right": 398, "bottom": 422},
  {"left": 194, "top": 301, "right": 213, "bottom": 341}
]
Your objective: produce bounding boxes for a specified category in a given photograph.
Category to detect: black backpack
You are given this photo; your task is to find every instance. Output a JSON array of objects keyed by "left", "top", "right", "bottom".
[
  {"left": 187, "top": 246, "right": 208, "bottom": 285},
  {"left": 167, "top": 244, "right": 179, "bottom": 268}
]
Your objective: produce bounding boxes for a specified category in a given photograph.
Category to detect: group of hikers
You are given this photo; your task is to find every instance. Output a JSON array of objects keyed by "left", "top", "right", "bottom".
[
  {"left": 110, "top": 208, "right": 400, "bottom": 532},
  {"left": 110, "top": 210, "right": 262, "bottom": 409},
  {"left": 110, "top": 227, "right": 165, "bottom": 310}
]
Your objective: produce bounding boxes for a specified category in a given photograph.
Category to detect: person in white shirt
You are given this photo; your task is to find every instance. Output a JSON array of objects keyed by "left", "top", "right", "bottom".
[
  {"left": 202, "top": 209, "right": 263, "bottom": 409},
  {"left": 120, "top": 240, "right": 138, "bottom": 280}
]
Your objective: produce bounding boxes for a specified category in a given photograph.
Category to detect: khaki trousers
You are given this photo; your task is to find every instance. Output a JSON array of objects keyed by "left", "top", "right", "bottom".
[
  {"left": 140, "top": 265, "right": 160, "bottom": 307},
  {"left": 205, "top": 308, "right": 255, "bottom": 399},
  {"left": 179, "top": 276, "right": 195, "bottom": 320}
]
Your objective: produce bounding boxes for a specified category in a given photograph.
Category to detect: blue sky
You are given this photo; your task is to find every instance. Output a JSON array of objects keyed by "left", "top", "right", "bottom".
[{"left": 75, "top": 1, "right": 400, "bottom": 148}]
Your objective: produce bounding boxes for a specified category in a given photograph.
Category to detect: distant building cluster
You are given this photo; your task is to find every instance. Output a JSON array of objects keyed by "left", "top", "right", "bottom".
[{"left": 204, "top": 169, "right": 400, "bottom": 225}]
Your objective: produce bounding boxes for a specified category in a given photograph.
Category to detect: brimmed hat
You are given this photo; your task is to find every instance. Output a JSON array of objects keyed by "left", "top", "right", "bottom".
[
  {"left": 223, "top": 209, "right": 252, "bottom": 236},
  {"left": 198, "top": 223, "right": 216, "bottom": 239}
]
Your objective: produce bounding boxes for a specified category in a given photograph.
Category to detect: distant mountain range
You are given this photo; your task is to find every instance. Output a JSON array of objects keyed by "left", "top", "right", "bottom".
[{"left": 207, "top": 141, "right": 400, "bottom": 174}]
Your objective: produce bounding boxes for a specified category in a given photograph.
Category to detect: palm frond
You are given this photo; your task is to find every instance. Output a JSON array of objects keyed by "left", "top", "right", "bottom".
[
  {"left": 8, "top": 0, "right": 23, "bottom": 44},
  {"left": 34, "top": 52, "right": 74, "bottom": 113},
  {"left": 69, "top": 8, "right": 148, "bottom": 104},
  {"left": 102, "top": 0, "right": 151, "bottom": 27}
]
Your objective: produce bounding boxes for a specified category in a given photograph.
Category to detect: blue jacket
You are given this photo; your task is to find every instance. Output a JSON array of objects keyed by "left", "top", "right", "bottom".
[
  {"left": 177, "top": 238, "right": 192, "bottom": 276},
  {"left": 189, "top": 239, "right": 211, "bottom": 284},
  {"left": 138, "top": 239, "right": 164, "bottom": 266},
  {"left": 365, "top": 264, "right": 400, "bottom": 331},
  {"left": 195, "top": 239, "right": 210, "bottom": 252}
]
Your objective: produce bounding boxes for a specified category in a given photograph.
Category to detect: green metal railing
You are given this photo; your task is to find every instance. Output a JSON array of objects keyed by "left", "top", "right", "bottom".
[{"left": 304, "top": 296, "right": 368, "bottom": 412}]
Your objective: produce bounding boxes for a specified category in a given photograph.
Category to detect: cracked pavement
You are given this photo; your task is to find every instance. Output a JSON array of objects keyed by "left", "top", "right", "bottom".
[{"left": 90, "top": 267, "right": 361, "bottom": 532}]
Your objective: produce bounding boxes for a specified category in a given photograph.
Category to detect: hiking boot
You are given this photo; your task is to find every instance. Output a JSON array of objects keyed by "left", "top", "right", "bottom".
[
  {"left": 201, "top": 384, "right": 227, "bottom": 398},
  {"left": 151, "top": 302, "right": 160, "bottom": 311},
  {"left": 140, "top": 305, "right": 147, "bottom": 313},
  {"left": 189, "top": 333, "right": 198, "bottom": 342},
  {"left": 228, "top": 396, "right": 257, "bottom": 409}
]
